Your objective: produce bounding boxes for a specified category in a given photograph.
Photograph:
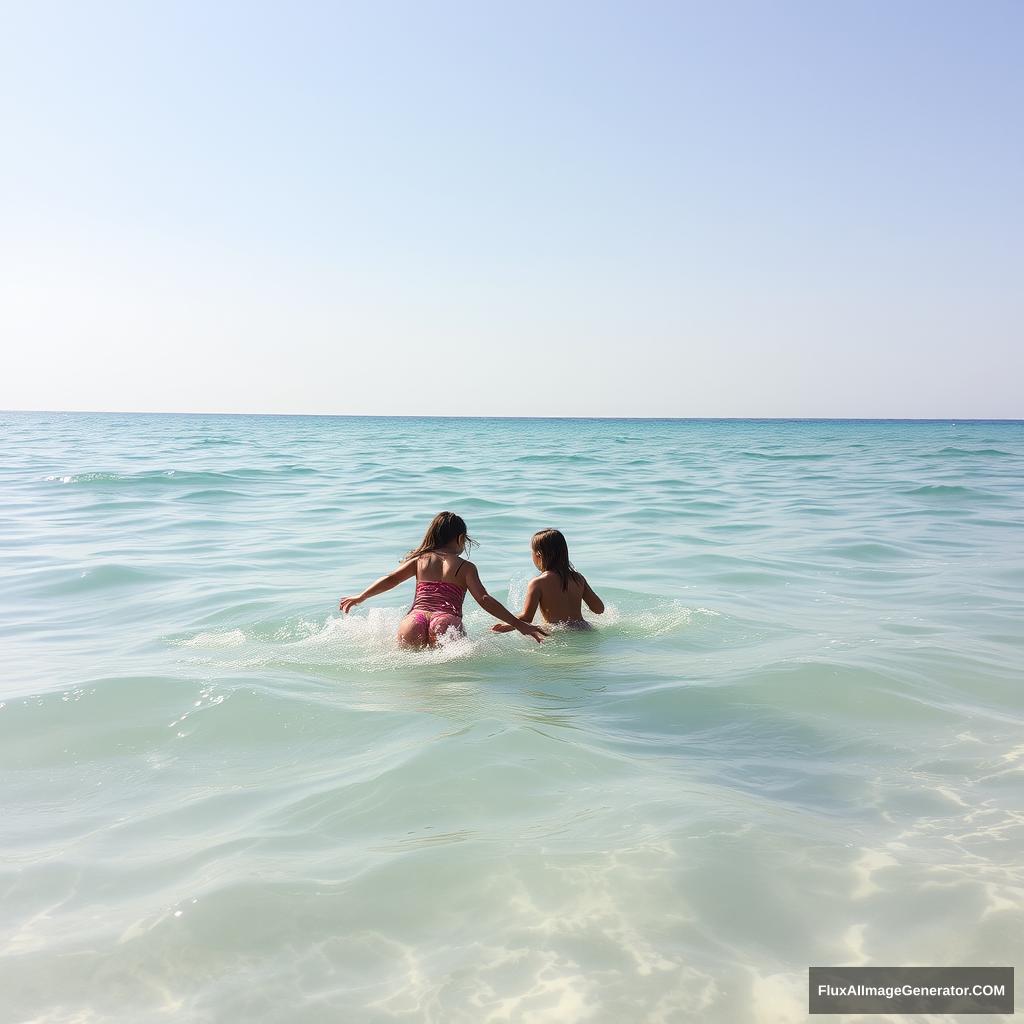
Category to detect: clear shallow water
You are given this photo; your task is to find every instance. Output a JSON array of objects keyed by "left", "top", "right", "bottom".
[{"left": 1, "top": 413, "right": 1022, "bottom": 1024}]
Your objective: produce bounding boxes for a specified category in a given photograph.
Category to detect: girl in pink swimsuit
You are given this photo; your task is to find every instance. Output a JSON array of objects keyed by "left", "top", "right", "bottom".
[{"left": 339, "top": 512, "right": 548, "bottom": 649}]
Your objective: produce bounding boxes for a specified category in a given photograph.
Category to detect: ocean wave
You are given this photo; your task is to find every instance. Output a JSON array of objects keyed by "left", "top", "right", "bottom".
[
  {"left": 55, "top": 563, "right": 173, "bottom": 593},
  {"left": 902, "top": 484, "right": 998, "bottom": 500},
  {"left": 44, "top": 468, "right": 282, "bottom": 488},
  {"left": 928, "top": 447, "right": 1014, "bottom": 458}
]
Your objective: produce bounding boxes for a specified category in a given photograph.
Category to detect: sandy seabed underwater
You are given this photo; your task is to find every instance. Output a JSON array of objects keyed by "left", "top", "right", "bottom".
[{"left": 1, "top": 413, "right": 1022, "bottom": 1024}]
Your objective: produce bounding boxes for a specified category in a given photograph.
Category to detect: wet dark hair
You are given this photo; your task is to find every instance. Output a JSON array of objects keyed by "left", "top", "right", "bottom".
[
  {"left": 404, "top": 512, "right": 475, "bottom": 561},
  {"left": 531, "top": 529, "right": 579, "bottom": 591}
]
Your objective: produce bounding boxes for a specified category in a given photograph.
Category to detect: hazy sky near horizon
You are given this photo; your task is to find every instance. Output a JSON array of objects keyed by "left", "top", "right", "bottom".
[{"left": 1, "top": 1, "right": 1021, "bottom": 418}]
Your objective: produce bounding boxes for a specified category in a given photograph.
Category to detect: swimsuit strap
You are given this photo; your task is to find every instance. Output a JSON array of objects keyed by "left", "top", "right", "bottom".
[{"left": 424, "top": 551, "right": 465, "bottom": 585}]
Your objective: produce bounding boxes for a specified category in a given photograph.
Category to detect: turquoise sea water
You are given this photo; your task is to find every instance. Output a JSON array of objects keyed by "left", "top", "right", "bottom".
[{"left": 1, "top": 413, "right": 1022, "bottom": 1023}]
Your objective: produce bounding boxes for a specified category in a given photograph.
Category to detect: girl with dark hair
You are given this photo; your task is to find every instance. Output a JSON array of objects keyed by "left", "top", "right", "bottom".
[
  {"left": 339, "top": 512, "right": 548, "bottom": 648},
  {"left": 492, "top": 528, "right": 604, "bottom": 633}
]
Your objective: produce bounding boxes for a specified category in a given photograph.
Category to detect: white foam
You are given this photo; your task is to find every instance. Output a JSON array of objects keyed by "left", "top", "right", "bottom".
[
  {"left": 179, "top": 629, "right": 247, "bottom": 649},
  {"left": 166, "top": 592, "right": 714, "bottom": 679}
]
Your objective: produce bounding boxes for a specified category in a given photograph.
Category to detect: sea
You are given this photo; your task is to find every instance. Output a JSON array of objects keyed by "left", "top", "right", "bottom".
[{"left": 1, "top": 413, "right": 1021, "bottom": 1024}]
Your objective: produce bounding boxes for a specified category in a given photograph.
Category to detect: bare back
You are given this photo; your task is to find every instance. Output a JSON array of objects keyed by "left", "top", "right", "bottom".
[
  {"left": 534, "top": 571, "right": 586, "bottom": 624},
  {"left": 414, "top": 551, "right": 468, "bottom": 587},
  {"left": 521, "top": 569, "right": 603, "bottom": 628}
]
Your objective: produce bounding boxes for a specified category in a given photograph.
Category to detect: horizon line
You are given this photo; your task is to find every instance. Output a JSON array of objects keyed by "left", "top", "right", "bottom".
[{"left": 2, "top": 410, "right": 1022, "bottom": 424}]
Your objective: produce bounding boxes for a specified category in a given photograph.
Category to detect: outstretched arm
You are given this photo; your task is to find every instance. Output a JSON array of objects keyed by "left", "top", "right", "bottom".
[
  {"left": 339, "top": 559, "right": 418, "bottom": 614},
  {"left": 463, "top": 563, "right": 548, "bottom": 643},
  {"left": 582, "top": 577, "right": 604, "bottom": 615},
  {"left": 491, "top": 578, "right": 541, "bottom": 633}
]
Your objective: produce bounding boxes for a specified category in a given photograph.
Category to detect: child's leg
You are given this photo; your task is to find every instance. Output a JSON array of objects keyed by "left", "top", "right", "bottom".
[
  {"left": 427, "top": 613, "right": 465, "bottom": 645},
  {"left": 397, "top": 612, "right": 430, "bottom": 648}
]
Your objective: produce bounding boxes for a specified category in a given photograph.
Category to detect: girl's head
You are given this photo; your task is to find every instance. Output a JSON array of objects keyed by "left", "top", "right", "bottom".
[
  {"left": 404, "top": 511, "right": 474, "bottom": 561},
  {"left": 531, "top": 529, "right": 577, "bottom": 590}
]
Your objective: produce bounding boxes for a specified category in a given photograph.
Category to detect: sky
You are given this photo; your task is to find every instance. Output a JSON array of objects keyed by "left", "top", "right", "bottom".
[{"left": 1, "top": 0, "right": 1022, "bottom": 418}]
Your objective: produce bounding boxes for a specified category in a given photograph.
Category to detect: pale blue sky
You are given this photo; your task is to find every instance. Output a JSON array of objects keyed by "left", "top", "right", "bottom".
[{"left": 2, "top": 1, "right": 1021, "bottom": 417}]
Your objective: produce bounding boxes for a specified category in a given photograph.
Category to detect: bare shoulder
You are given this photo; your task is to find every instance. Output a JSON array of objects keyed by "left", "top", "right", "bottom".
[{"left": 533, "top": 571, "right": 563, "bottom": 596}]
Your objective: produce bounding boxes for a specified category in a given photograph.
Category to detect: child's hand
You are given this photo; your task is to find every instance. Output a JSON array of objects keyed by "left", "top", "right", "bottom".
[
  {"left": 517, "top": 620, "right": 549, "bottom": 643},
  {"left": 339, "top": 596, "right": 362, "bottom": 614},
  {"left": 491, "top": 623, "right": 516, "bottom": 633}
]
